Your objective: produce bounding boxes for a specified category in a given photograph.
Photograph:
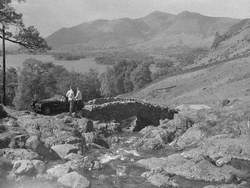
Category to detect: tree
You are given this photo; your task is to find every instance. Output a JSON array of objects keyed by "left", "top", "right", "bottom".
[
  {"left": 100, "top": 59, "right": 153, "bottom": 96},
  {"left": 130, "top": 63, "right": 152, "bottom": 90},
  {"left": 14, "top": 59, "right": 102, "bottom": 110},
  {"left": 0, "top": 0, "right": 49, "bottom": 105},
  {"left": 14, "top": 59, "right": 57, "bottom": 110},
  {"left": 0, "top": 66, "right": 17, "bottom": 105}
]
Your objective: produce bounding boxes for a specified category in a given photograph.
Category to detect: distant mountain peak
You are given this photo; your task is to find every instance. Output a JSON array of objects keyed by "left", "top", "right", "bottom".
[
  {"left": 147, "top": 10, "right": 173, "bottom": 17},
  {"left": 177, "top": 10, "right": 203, "bottom": 18}
]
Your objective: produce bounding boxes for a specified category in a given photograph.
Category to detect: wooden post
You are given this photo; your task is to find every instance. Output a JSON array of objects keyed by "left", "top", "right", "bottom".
[{"left": 2, "top": 23, "right": 6, "bottom": 105}]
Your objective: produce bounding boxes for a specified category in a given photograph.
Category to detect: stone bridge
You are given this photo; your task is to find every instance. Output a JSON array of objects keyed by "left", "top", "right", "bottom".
[{"left": 82, "top": 98, "right": 177, "bottom": 131}]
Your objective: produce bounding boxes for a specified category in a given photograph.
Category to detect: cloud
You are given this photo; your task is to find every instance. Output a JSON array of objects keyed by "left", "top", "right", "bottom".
[{"left": 13, "top": 0, "right": 250, "bottom": 36}]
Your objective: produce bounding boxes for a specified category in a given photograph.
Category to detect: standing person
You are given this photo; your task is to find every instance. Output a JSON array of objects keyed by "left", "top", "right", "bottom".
[
  {"left": 75, "top": 87, "right": 83, "bottom": 111},
  {"left": 66, "top": 86, "right": 75, "bottom": 115}
]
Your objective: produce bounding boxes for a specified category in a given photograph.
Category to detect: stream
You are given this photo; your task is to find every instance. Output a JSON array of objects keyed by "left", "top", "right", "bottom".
[{"left": 1, "top": 132, "right": 250, "bottom": 188}]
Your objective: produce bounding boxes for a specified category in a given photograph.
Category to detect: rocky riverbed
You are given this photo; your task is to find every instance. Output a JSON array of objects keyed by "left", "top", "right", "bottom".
[{"left": 0, "top": 99, "right": 250, "bottom": 188}]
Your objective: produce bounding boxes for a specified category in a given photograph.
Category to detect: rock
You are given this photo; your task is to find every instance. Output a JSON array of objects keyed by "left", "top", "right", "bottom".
[
  {"left": 57, "top": 171, "right": 90, "bottom": 188},
  {"left": 13, "top": 160, "right": 35, "bottom": 176},
  {"left": 51, "top": 144, "right": 79, "bottom": 159},
  {"left": 59, "top": 153, "right": 86, "bottom": 172},
  {"left": 116, "top": 165, "right": 127, "bottom": 177},
  {"left": 202, "top": 135, "right": 250, "bottom": 162},
  {"left": 64, "top": 153, "right": 84, "bottom": 161},
  {"left": 0, "top": 148, "right": 40, "bottom": 161},
  {"left": 137, "top": 153, "right": 243, "bottom": 182},
  {"left": 216, "top": 156, "right": 232, "bottom": 167},
  {"left": 176, "top": 126, "right": 206, "bottom": 149},
  {"left": 166, "top": 114, "right": 194, "bottom": 136},
  {"left": 141, "top": 169, "right": 179, "bottom": 187},
  {"left": 65, "top": 160, "right": 86, "bottom": 172},
  {"left": 133, "top": 126, "right": 170, "bottom": 151},
  {"left": 0, "top": 105, "right": 7, "bottom": 119},
  {"left": 26, "top": 136, "right": 60, "bottom": 160},
  {"left": 47, "top": 164, "right": 71, "bottom": 179},
  {"left": 32, "top": 160, "right": 46, "bottom": 174},
  {"left": 63, "top": 116, "right": 73, "bottom": 124}
]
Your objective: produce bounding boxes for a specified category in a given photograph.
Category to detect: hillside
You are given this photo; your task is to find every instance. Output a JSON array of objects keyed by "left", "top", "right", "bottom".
[
  {"left": 46, "top": 11, "right": 239, "bottom": 53},
  {"left": 126, "top": 56, "right": 250, "bottom": 108},
  {"left": 196, "top": 19, "right": 250, "bottom": 66}
]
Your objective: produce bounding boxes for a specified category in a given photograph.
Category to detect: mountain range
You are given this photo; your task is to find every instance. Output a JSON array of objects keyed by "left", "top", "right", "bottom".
[{"left": 46, "top": 11, "right": 240, "bottom": 53}]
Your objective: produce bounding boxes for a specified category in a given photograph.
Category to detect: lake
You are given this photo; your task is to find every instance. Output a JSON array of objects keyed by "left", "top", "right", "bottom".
[{"left": 1, "top": 54, "right": 108, "bottom": 73}]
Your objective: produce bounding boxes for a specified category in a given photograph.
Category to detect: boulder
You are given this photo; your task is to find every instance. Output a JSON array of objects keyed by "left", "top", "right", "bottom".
[
  {"left": 64, "top": 153, "right": 85, "bottom": 161},
  {"left": 13, "top": 160, "right": 35, "bottom": 176},
  {"left": 57, "top": 171, "right": 90, "bottom": 188},
  {"left": 75, "top": 118, "right": 89, "bottom": 133},
  {"left": 63, "top": 116, "right": 73, "bottom": 124},
  {"left": 47, "top": 164, "right": 71, "bottom": 179},
  {"left": 165, "top": 114, "right": 194, "bottom": 137},
  {"left": 51, "top": 144, "right": 79, "bottom": 159},
  {"left": 32, "top": 160, "right": 46, "bottom": 174},
  {"left": 137, "top": 153, "right": 243, "bottom": 182},
  {"left": 141, "top": 169, "right": 179, "bottom": 187},
  {"left": 0, "top": 148, "right": 40, "bottom": 161},
  {"left": 133, "top": 126, "right": 170, "bottom": 151},
  {"left": 176, "top": 126, "right": 206, "bottom": 149},
  {"left": 26, "top": 136, "right": 60, "bottom": 160}
]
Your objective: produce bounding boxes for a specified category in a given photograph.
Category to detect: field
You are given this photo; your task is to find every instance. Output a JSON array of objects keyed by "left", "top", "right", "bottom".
[{"left": 4, "top": 54, "right": 108, "bottom": 73}]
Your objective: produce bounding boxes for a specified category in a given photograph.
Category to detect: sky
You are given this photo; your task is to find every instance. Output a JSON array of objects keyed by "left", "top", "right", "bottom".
[{"left": 12, "top": 0, "right": 250, "bottom": 37}]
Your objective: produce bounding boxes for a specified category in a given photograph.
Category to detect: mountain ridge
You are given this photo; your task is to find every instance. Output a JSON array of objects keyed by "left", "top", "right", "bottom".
[{"left": 46, "top": 10, "right": 240, "bottom": 52}]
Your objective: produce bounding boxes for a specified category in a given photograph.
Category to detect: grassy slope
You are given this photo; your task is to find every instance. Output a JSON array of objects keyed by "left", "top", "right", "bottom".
[{"left": 126, "top": 56, "right": 250, "bottom": 108}]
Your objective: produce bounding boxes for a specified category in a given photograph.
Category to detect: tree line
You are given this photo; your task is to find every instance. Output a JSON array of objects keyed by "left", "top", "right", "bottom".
[{"left": 0, "top": 58, "right": 153, "bottom": 110}]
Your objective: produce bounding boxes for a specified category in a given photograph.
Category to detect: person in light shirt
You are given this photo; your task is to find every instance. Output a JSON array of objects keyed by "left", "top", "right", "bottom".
[
  {"left": 75, "top": 87, "right": 83, "bottom": 111},
  {"left": 66, "top": 86, "right": 75, "bottom": 115}
]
